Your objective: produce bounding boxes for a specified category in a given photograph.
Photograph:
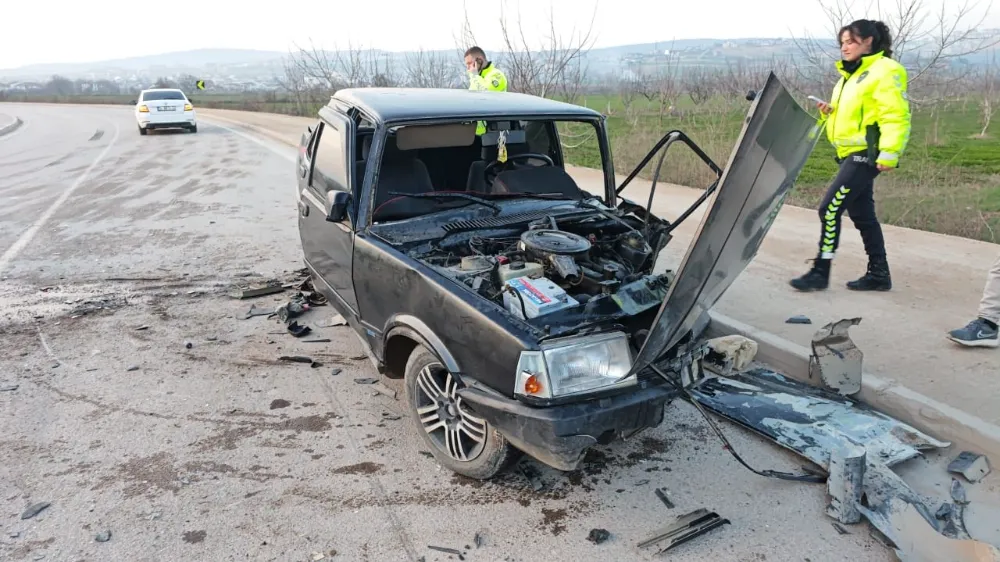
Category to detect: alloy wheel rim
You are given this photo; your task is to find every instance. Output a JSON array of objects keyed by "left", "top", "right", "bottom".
[{"left": 415, "top": 362, "right": 488, "bottom": 462}]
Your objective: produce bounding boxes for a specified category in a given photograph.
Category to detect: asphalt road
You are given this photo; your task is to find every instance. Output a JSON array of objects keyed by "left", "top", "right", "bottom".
[{"left": 0, "top": 102, "right": 966, "bottom": 562}]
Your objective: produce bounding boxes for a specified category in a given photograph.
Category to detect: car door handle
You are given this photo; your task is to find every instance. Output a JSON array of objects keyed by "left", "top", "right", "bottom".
[{"left": 298, "top": 201, "right": 309, "bottom": 217}]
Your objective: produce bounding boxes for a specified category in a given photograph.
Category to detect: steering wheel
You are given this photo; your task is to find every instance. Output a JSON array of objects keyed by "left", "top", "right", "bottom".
[{"left": 483, "top": 152, "right": 555, "bottom": 185}]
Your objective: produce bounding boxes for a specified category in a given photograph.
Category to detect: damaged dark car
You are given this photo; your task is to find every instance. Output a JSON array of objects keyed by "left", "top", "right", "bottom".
[{"left": 295, "top": 74, "right": 822, "bottom": 479}]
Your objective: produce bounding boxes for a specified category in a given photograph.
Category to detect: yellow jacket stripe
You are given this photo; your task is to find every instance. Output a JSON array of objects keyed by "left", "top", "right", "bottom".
[{"left": 821, "top": 51, "right": 911, "bottom": 168}]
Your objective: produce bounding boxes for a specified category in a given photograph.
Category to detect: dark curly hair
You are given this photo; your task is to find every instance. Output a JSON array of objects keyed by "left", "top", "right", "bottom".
[{"left": 839, "top": 19, "right": 894, "bottom": 58}]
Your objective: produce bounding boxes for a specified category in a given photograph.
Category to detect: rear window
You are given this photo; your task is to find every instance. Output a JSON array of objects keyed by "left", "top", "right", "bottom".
[{"left": 142, "top": 90, "right": 186, "bottom": 101}]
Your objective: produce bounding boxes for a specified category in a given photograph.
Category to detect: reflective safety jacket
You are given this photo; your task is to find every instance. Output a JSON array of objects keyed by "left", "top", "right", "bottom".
[
  {"left": 468, "top": 61, "right": 508, "bottom": 92},
  {"left": 469, "top": 62, "right": 508, "bottom": 135},
  {"left": 822, "top": 51, "right": 911, "bottom": 168}
]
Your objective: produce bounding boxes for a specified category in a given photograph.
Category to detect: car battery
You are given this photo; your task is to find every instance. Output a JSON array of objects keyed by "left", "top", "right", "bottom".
[{"left": 503, "top": 276, "right": 577, "bottom": 319}]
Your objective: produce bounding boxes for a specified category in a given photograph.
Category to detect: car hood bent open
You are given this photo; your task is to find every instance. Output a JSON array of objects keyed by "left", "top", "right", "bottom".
[{"left": 630, "top": 72, "right": 824, "bottom": 375}]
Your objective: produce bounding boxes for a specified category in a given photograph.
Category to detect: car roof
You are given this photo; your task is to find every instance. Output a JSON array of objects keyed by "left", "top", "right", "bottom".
[
  {"left": 141, "top": 88, "right": 184, "bottom": 93},
  {"left": 330, "top": 88, "right": 602, "bottom": 123}
]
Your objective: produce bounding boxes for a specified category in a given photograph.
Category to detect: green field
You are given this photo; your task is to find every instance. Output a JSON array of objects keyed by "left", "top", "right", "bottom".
[
  {"left": 5, "top": 90, "right": 998, "bottom": 243},
  {"left": 561, "top": 94, "right": 1000, "bottom": 244}
]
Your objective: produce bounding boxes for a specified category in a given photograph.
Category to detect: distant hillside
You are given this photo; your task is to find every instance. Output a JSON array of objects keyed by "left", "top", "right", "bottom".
[
  {"left": 2, "top": 33, "right": 995, "bottom": 81},
  {"left": 0, "top": 40, "right": 801, "bottom": 80},
  {"left": 0, "top": 48, "right": 289, "bottom": 79}
]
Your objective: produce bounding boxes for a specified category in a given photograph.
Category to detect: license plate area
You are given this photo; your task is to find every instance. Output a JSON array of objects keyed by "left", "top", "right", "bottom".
[{"left": 158, "top": 106, "right": 175, "bottom": 111}]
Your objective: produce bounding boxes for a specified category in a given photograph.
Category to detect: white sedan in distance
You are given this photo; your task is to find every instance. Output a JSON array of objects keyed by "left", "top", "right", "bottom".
[{"left": 132, "top": 88, "right": 197, "bottom": 135}]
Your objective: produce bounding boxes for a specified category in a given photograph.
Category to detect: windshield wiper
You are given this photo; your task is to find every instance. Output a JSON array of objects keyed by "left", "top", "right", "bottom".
[{"left": 387, "top": 192, "right": 502, "bottom": 215}]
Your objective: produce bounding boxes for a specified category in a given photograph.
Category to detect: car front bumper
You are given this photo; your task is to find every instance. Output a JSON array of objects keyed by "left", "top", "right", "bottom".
[{"left": 457, "top": 380, "right": 678, "bottom": 471}]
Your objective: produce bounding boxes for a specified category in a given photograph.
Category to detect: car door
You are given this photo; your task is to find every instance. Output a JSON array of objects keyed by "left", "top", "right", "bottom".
[{"left": 298, "top": 109, "right": 359, "bottom": 319}]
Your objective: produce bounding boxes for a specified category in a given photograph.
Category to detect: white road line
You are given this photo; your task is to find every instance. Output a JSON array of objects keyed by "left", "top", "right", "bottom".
[
  {"left": 200, "top": 118, "right": 296, "bottom": 163},
  {"left": 0, "top": 122, "right": 121, "bottom": 274}
]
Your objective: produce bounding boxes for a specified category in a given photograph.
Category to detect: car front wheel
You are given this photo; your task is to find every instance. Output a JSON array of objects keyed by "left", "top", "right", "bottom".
[{"left": 404, "top": 345, "right": 517, "bottom": 479}]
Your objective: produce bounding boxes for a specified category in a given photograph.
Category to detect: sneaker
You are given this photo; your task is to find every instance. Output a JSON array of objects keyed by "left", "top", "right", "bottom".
[
  {"left": 846, "top": 255, "right": 892, "bottom": 291},
  {"left": 946, "top": 318, "right": 999, "bottom": 348},
  {"left": 790, "top": 257, "right": 831, "bottom": 291}
]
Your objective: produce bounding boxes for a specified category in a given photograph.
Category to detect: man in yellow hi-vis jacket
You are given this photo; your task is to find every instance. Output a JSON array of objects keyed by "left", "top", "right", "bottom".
[
  {"left": 791, "top": 19, "right": 911, "bottom": 293},
  {"left": 464, "top": 46, "right": 508, "bottom": 135}
]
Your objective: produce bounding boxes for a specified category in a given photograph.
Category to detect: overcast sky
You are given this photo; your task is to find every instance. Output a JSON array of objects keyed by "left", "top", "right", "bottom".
[{"left": 2, "top": 0, "right": 998, "bottom": 69}]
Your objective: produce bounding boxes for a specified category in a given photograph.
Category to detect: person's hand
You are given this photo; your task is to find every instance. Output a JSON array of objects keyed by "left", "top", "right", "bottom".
[
  {"left": 817, "top": 101, "right": 833, "bottom": 115},
  {"left": 876, "top": 163, "right": 893, "bottom": 171}
]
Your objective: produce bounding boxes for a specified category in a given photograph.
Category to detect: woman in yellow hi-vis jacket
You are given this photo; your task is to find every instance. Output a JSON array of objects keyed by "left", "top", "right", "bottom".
[{"left": 791, "top": 19, "right": 911, "bottom": 292}]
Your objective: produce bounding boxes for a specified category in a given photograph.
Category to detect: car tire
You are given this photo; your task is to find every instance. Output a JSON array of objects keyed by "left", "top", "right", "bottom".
[
  {"left": 138, "top": 126, "right": 147, "bottom": 136},
  {"left": 403, "top": 344, "right": 517, "bottom": 480},
  {"left": 189, "top": 125, "right": 198, "bottom": 133}
]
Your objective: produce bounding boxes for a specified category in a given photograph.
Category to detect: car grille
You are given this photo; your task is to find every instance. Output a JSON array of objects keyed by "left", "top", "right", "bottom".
[{"left": 441, "top": 209, "right": 593, "bottom": 233}]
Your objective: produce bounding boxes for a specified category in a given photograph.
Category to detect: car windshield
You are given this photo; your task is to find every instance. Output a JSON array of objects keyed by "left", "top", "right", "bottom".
[
  {"left": 142, "top": 90, "right": 186, "bottom": 101},
  {"left": 369, "top": 118, "right": 605, "bottom": 223}
]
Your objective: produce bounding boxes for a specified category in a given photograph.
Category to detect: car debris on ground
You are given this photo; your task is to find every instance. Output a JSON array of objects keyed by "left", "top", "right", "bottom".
[
  {"left": 586, "top": 528, "right": 611, "bottom": 544},
  {"left": 949, "top": 452, "right": 992, "bottom": 483},
  {"left": 427, "top": 545, "right": 465, "bottom": 559},
  {"left": 809, "top": 317, "right": 863, "bottom": 395},
  {"left": 20, "top": 502, "right": 50, "bottom": 520},
  {"left": 654, "top": 488, "right": 675, "bottom": 509},
  {"left": 637, "top": 508, "right": 730, "bottom": 554},
  {"left": 228, "top": 279, "right": 284, "bottom": 299}
]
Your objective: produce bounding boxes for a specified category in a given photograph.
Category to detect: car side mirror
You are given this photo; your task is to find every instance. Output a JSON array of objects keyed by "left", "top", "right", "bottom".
[
  {"left": 130, "top": 100, "right": 137, "bottom": 105},
  {"left": 326, "top": 191, "right": 352, "bottom": 223}
]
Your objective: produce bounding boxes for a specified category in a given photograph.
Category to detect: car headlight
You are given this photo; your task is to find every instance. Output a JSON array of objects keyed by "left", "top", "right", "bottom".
[{"left": 514, "top": 331, "right": 634, "bottom": 400}]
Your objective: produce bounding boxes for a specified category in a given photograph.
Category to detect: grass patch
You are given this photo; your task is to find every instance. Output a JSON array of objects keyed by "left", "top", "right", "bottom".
[{"left": 557, "top": 94, "right": 1000, "bottom": 243}]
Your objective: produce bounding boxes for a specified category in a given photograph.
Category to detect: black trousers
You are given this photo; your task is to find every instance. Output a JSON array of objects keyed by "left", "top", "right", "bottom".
[{"left": 817, "top": 152, "right": 886, "bottom": 259}]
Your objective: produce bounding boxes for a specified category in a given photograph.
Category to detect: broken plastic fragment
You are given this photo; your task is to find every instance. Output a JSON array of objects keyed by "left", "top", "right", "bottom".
[
  {"left": 827, "top": 444, "right": 866, "bottom": 524},
  {"left": 587, "top": 528, "right": 611, "bottom": 544},
  {"left": 809, "top": 317, "right": 863, "bottom": 395},
  {"left": 949, "top": 452, "right": 992, "bottom": 483},
  {"left": 704, "top": 335, "right": 758, "bottom": 376},
  {"left": 229, "top": 279, "right": 284, "bottom": 299}
]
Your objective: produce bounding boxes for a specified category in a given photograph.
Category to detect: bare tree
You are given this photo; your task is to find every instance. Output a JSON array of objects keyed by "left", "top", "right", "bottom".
[
  {"left": 792, "top": 0, "right": 1000, "bottom": 91},
  {"left": 403, "top": 48, "right": 456, "bottom": 88},
  {"left": 684, "top": 66, "right": 717, "bottom": 105},
  {"left": 492, "top": 1, "right": 598, "bottom": 97},
  {"left": 977, "top": 48, "right": 1000, "bottom": 137}
]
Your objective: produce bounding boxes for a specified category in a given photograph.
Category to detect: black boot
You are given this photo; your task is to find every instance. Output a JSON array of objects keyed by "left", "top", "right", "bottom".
[
  {"left": 790, "top": 256, "right": 831, "bottom": 291},
  {"left": 846, "top": 255, "right": 892, "bottom": 291}
]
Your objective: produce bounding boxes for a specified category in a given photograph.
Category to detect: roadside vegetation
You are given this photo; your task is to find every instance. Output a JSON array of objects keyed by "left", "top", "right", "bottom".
[{"left": 3, "top": 0, "right": 1000, "bottom": 242}]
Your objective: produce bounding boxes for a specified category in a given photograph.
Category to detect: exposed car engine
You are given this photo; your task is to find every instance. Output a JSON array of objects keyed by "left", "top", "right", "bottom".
[{"left": 417, "top": 213, "right": 674, "bottom": 323}]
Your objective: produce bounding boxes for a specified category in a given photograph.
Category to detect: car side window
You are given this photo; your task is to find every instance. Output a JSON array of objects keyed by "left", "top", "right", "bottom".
[{"left": 310, "top": 120, "right": 350, "bottom": 196}]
